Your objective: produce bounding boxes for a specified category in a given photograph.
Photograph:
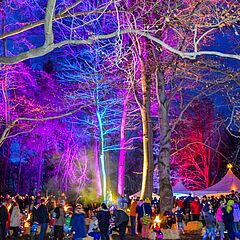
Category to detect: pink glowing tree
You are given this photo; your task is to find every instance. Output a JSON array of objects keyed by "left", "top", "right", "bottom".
[{"left": 171, "top": 99, "right": 223, "bottom": 190}]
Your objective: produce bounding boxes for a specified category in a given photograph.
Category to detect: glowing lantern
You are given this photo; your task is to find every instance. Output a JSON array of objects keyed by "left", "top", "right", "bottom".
[{"left": 227, "top": 163, "right": 233, "bottom": 169}]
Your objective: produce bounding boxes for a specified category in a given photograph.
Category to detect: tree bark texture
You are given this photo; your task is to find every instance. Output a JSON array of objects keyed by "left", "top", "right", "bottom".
[{"left": 156, "top": 67, "right": 173, "bottom": 212}]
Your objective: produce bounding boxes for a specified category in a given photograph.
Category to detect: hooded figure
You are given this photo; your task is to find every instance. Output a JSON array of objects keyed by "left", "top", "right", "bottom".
[
  {"left": 113, "top": 208, "right": 129, "bottom": 240},
  {"left": 232, "top": 203, "right": 240, "bottom": 239},
  {"left": 223, "top": 200, "right": 235, "bottom": 240},
  {"left": 71, "top": 204, "right": 86, "bottom": 240}
]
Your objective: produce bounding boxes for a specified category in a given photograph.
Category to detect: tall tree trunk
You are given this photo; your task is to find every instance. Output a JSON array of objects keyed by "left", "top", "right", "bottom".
[
  {"left": 17, "top": 150, "right": 23, "bottom": 194},
  {"left": 156, "top": 67, "right": 173, "bottom": 212},
  {"left": 37, "top": 137, "right": 43, "bottom": 194},
  {"left": 139, "top": 58, "right": 154, "bottom": 200},
  {"left": 118, "top": 94, "right": 128, "bottom": 196},
  {"left": 3, "top": 146, "right": 10, "bottom": 193},
  {"left": 94, "top": 139, "right": 102, "bottom": 196},
  {"left": 1, "top": 1, "right": 9, "bottom": 126},
  {"left": 96, "top": 110, "right": 107, "bottom": 202}
]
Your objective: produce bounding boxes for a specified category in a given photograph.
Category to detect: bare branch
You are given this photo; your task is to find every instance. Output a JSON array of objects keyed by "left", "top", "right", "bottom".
[
  {"left": 44, "top": 0, "right": 56, "bottom": 45},
  {"left": 0, "top": 29, "right": 239, "bottom": 65},
  {"left": 0, "top": 103, "right": 92, "bottom": 146}
]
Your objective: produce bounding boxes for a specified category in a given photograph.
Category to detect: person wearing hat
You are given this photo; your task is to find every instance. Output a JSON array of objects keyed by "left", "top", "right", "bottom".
[{"left": 71, "top": 204, "right": 86, "bottom": 240}]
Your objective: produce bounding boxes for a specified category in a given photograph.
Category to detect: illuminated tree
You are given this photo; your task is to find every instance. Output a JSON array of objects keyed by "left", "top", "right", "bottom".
[
  {"left": 56, "top": 45, "right": 128, "bottom": 201},
  {"left": 171, "top": 99, "right": 222, "bottom": 189}
]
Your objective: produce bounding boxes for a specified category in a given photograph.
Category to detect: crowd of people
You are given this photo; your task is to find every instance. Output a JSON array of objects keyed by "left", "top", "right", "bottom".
[
  {"left": 0, "top": 193, "right": 130, "bottom": 240},
  {"left": 172, "top": 191, "right": 240, "bottom": 240},
  {"left": 0, "top": 191, "right": 239, "bottom": 240}
]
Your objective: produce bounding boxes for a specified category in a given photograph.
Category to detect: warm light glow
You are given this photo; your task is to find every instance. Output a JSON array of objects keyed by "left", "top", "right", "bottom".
[
  {"left": 231, "top": 185, "right": 237, "bottom": 191},
  {"left": 64, "top": 205, "right": 68, "bottom": 212},
  {"left": 153, "top": 215, "right": 161, "bottom": 227},
  {"left": 227, "top": 163, "right": 233, "bottom": 169},
  {"left": 7, "top": 204, "right": 12, "bottom": 211},
  {"left": 26, "top": 213, "right": 31, "bottom": 221},
  {"left": 23, "top": 213, "right": 31, "bottom": 228}
]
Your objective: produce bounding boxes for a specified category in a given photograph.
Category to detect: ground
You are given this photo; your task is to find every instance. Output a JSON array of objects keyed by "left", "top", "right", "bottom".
[{"left": 9, "top": 231, "right": 229, "bottom": 240}]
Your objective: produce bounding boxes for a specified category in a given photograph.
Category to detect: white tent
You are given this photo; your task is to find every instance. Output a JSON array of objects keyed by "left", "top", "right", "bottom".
[
  {"left": 194, "top": 169, "right": 240, "bottom": 196},
  {"left": 173, "top": 181, "right": 191, "bottom": 196},
  {"left": 129, "top": 191, "right": 160, "bottom": 200},
  {"left": 130, "top": 181, "right": 191, "bottom": 199}
]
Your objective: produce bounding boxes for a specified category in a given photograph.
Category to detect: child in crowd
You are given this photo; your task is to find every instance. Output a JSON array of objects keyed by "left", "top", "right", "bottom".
[
  {"left": 174, "top": 207, "right": 185, "bottom": 234},
  {"left": 64, "top": 210, "right": 72, "bottom": 239}
]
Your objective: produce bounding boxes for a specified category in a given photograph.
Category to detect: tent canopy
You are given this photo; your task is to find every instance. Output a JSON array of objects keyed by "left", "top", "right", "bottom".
[
  {"left": 129, "top": 191, "right": 160, "bottom": 200},
  {"left": 173, "top": 181, "right": 191, "bottom": 196},
  {"left": 194, "top": 169, "right": 240, "bottom": 196},
  {"left": 130, "top": 181, "right": 191, "bottom": 199}
]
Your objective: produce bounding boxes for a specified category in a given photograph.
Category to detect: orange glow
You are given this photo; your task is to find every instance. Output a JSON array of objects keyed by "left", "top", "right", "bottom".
[
  {"left": 7, "top": 204, "right": 12, "bottom": 211},
  {"left": 153, "top": 215, "right": 161, "bottom": 227},
  {"left": 231, "top": 185, "right": 237, "bottom": 191},
  {"left": 64, "top": 205, "right": 68, "bottom": 212}
]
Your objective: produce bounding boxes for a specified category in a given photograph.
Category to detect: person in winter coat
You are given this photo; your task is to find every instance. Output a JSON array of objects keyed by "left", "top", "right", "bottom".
[
  {"left": 202, "top": 204, "right": 216, "bottom": 240},
  {"left": 190, "top": 197, "right": 201, "bottom": 221},
  {"left": 30, "top": 201, "right": 40, "bottom": 240},
  {"left": 141, "top": 198, "right": 152, "bottom": 240},
  {"left": 71, "top": 204, "right": 86, "bottom": 240},
  {"left": 183, "top": 194, "right": 194, "bottom": 221},
  {"left": 88, "top": 213, "right": 101, "bottom": 240},
  {"left": 96, "top": 203, "right": 111, "bottom": 240},
  {"left": 232, "top": 202, "right": 240, "bottom": 239},
  {"left": 174, "top": 207, "right": 185, "bottom": 234},
  {"left": 36, "top": 198, "right": 49, "bottom": 240},
  {"left": 135, "top": 200, "right": 144, "bottom": 234},
  {"left": 0, "top": 199, "right": 9, "bottom": 240},
  {"left": 9, "top": 200, "right": 21, "bottom": 239},
  {"left": 113, "top": 208, "right": 129, "bottom": 240},
  {"left": 222, "top": 199, "right": 235, "bottom": 240},
  {"left": 216, "top": 201, "right": 225, "bottom": 240},
  {"left": 200, "top": 196, "right": 211, "bottom": 227},
  {"left": 129, "top": 199, "right": 138, "bottom": 236},
  {"left": 53, "top": 203, "right": 66, "bottom": 240}
]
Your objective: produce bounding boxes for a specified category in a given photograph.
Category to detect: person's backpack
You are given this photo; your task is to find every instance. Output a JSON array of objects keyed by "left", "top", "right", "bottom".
[{"left": 53, "top": 207, "right": 60, "bottom": 219}]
